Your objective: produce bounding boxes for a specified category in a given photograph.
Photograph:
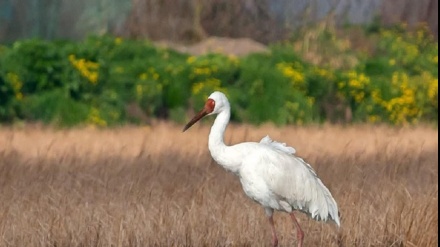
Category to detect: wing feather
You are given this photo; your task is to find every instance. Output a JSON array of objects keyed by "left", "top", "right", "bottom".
[
  {"left": 259, "top": 146, "right": 340, "bottom": 226},
  {"left": 260, "top": 135, "right": 296, "bottom": 155}
]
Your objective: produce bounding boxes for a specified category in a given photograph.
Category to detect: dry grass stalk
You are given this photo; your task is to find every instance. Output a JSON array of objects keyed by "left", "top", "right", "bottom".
[{"left": 0, "top": 123, "right": 437, "bottom": 246}]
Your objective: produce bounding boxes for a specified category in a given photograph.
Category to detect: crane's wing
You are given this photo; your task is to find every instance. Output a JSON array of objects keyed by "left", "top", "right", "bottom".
[
  {"left": 241, "top": 147, "right": 340, "bottom": 226},
  {"left": 267, "top": 153, "right": 340, "bottom": 226},
  {"left": 260, "top": 135, "right": 296, "bottom": 155}
]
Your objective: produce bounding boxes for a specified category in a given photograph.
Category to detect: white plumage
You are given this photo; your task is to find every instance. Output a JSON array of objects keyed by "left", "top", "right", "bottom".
[{"left": 183, "top": 91, "right": 340, "bottom": 247}]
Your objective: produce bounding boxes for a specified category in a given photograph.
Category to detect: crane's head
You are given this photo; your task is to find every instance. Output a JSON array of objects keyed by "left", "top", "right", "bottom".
[{"left": 183, "top": 91, "right": 229, "bottom": 132}]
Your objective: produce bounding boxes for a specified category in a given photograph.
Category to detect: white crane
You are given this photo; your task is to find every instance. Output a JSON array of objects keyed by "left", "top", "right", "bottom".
[{"left": 183, "top": 91, "right": 340, "bottom": 247}]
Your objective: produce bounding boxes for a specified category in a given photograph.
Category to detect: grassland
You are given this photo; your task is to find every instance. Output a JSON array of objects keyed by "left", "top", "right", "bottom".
[{"left": 0, "top": 122, "right": 437, "bottom": 246}]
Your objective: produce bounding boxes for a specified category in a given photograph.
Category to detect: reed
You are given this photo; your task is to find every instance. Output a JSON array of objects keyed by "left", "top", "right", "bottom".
[{"left": 0, "top": 123, "right": 437, "bottom": 246}]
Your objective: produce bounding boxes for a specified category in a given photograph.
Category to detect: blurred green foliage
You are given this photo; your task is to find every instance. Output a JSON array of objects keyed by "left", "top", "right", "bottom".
[{"left": 0, "top": 25, "right": 437, "bottom": 127}]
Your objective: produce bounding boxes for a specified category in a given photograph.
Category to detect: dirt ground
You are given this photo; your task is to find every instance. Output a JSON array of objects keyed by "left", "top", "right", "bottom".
[{"left": 155, "top": 36, "right": 269, "bottom": 56}]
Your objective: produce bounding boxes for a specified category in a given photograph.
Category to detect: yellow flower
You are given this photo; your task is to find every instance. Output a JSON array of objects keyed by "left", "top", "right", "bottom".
[
  {"left": 193, "top": 67, "right": 212, "bottom": 76},
  {"left": 307, "top": 97, "right": 315, "bottom": 106},
  {"left": 391, "top": 72, "right": 409, "bottom": 87},
  {"left": 115, "top": 37, "right": 123, "bottom": 45},
  {"left": 276, "top": 62, "right": 305, "bottom": 87},
  {"left": 139, "top": 73, "right": 148, "bottom": 80},
  {"left": 88, "top": 73, "right": 98, "bottom": 84},
  {"left": 338, "top": 81, "right": 345, "bottom": 89},
  {"left": 69, "top": 54, "right": 99, "bottom": 84},
  {"left": 191, "top": 78, "right": 223, "bottom": 95},
  {"left": 368, "top": 115, "right": 380, "bottom": 123},
  {"left": 228, "top": 54, "right": 239, "bottom": 65},
  {"left": 136, "top": 84, "right": 143, "bottom": 98},
  {"left": 383, "top": 84, "right": 418, "bottom": 124},
  {"left": 6, "top": 72, "right": 22, "bottom": 91},
  {"left": 192, "top": 82, "right": 204, "bottom": 95},
  {"left": 88, "top": 107, "right": 107, "bottom": 127},
  {"left": 187, "top": 56, "right": 196, "bottom": 64},
  {"left": 354, "top": 91, "right": 365, "bottom": 102},
  {"left": 426, "top": 75, "right": 438, "bottom": 106},
  {"left": 138, "top": 68, "right": 160, "bottom": 82},
  {"left": 314, "top": 68, "right": 334, "bottom": 80},
  {"left": 344, "top": 71, "right": 370, "bottom": 99},
  {"left": 6, "top": 72, "right": 24, "bottom": 100},
  {"left": 372, "top": 90, "right": 382, "bottom": 104},
  {"left": 348, "top": 79, "right": 361, "bottom": 88},
  {"left": 16, "top": 92, "right": 23, "bottom": 100}
]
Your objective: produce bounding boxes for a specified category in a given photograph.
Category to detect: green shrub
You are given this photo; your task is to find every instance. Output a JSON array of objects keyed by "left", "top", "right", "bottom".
[
  {"left": 20, "top": 90, "right": 90, "bottom": 126},
  {"left": 187, "top": 53, "right": 239, "bottom": 114},
  {"left": 343, "top": 24, "right": 439, "bottom": 124},
  {"left": 234, "top": 51, "right": 308, "bottom": 125},
  {"left": 0, "top": 73, "right": 17, "bottom": 122},
  {"left": 0, "top": 25, "right": 437, "bottom": 127}
]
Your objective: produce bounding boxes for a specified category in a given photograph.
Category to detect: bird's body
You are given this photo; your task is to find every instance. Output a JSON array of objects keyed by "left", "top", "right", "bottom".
[{"left": 183, "top": 91, "right": 340, "bottom": 247}]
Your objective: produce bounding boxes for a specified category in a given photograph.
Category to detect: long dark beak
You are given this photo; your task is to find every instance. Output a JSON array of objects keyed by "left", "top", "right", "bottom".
[{"left": 182, "top": 108, "right": 209, "bottom": 132}]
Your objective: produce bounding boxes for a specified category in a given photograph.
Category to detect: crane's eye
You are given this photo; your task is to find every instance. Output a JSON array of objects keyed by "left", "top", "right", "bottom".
[{"left": 205, "top": 98, "right": 215, "bottom": 113}]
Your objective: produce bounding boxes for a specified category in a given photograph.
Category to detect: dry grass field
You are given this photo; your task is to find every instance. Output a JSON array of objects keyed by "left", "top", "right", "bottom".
[{"left": 0, "top": 122, "right": 437, "bottom": 247}]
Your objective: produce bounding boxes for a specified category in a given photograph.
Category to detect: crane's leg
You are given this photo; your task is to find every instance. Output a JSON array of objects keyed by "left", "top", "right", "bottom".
[
  {"left": 268, "top": 215, "right": 278, "bottom": 247},
  {"left": 265, "top": 208, "right": 278, "bottom": 247},
  {"left": 290, "top": 212, "right": 304, "bottom": 247}
]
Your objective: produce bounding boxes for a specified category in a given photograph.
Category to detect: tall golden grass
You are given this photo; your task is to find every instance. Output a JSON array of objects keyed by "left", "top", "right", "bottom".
[{"left": 0, "top": 122, "right": 437, "bottom": 246}]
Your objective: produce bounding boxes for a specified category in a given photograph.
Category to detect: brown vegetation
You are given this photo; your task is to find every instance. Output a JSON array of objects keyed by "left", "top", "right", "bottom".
[
  {"left": 1, "top": 0, "right": 438, "bottom": 43},
  {"left": 125, "top": 0, "right": 438, "bottom": 43},
  {"left": 0, "top": 123, "right": 437, "bottom": 246}
]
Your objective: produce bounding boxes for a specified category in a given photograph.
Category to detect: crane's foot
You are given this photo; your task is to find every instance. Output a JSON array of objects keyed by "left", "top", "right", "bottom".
[
  {"left": 296, "top": 226, "right": 304, "bottom": 247},
  {"left": 296, "top": 231, "right": 304, "bottom": 247},
  {"left": 272, "top": 236, "right": 279, "bottom": 247}
]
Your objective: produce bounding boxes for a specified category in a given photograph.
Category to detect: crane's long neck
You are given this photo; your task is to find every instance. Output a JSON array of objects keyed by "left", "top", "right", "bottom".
[
  {"left": 208, "top": 107, "right": 240, "bottom": 174},
  {"left": 208, "top": 108, "right": 230, "bottom": 150}
]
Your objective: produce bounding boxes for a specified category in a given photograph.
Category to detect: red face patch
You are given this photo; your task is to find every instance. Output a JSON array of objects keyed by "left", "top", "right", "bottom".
[{"left": 205, "top": 98, "right": 215, "bottom": 113}]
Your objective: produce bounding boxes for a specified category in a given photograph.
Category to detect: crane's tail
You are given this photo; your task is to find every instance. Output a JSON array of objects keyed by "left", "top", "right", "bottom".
[
  {"left": 295, "top": 158, "right": 341, "bottom": 227},
  {"left": 314, "top": 178, "right": 340, "bottom": 227}
]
